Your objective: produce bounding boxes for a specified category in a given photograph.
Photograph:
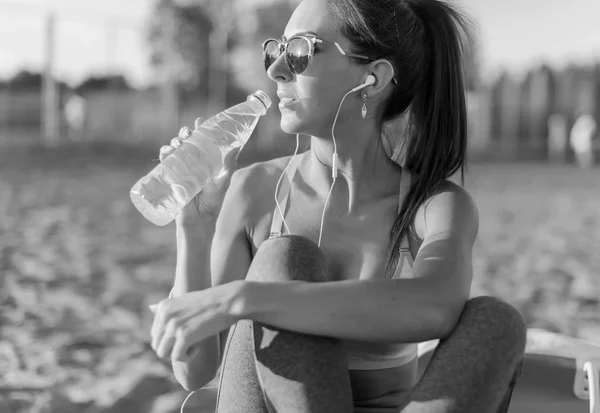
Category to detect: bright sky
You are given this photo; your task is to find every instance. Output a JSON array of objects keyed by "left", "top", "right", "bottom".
[{"left": 1, "top": 0, "right": 599, "bottom": 87}]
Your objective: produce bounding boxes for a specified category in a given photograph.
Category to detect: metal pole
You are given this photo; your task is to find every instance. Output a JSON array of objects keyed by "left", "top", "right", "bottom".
[
  {"left": 208, "top": 0, "right": 231, "bottom": 113},
  {"left": 41, "top": 12, "right": 59, "bottom": 147},
  {"left": 163, "top": 6, "right": 181, "bottom": 135}
]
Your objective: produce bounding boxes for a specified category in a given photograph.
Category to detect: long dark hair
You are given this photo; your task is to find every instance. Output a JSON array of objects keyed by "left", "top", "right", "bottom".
[{"left": 329, "top": 0, "right": 473, "bottom": 276}]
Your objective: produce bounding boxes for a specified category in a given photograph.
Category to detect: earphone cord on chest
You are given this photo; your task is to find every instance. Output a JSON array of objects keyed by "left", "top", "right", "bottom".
[
  {"left": 273, "top": 89, "right": 352, "bottom": 248},
  {"left": 273, "top": 134, "right": 301, "bottom": 236}
]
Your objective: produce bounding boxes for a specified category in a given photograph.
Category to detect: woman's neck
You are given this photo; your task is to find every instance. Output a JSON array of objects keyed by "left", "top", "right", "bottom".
[{"left": 301, "top": 130, "right": 402, "bottom": 216}]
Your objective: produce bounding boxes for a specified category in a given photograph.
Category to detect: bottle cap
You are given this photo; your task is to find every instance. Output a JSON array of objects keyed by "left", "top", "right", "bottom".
[{"left": 251, "top": 90, "right": 272, "bottom": 111}]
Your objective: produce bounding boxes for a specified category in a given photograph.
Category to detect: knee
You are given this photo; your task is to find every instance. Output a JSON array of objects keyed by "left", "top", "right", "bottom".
[
  {"left": 247, "top": 235, "right": 328, "bottom": 283},
  {"left": 452, "top": 296, "right": 527, "bottom": 357},
  {"left": 463, "top": 296, "right": 526, "bottom": 334}
]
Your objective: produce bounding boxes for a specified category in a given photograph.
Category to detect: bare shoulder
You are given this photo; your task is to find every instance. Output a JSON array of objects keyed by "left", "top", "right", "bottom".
[
  {"left": 414, "top": 179, "right": 479, "bottom": 243},
  {"left": 230, "top": 155, "right": 296, "bottom": 200},
  {"left": 225, "top": 154, "right": 299, "bottom": 221}
]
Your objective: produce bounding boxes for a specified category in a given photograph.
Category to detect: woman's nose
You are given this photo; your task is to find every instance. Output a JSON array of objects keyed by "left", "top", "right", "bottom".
[{"left": 267, "top": 51, "right": 293, "bottom": 83}]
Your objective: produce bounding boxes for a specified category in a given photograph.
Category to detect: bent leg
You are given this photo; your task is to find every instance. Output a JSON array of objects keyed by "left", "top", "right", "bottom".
[
  {"left": 217, "top": 235, "right": 353, "bottom": 413},
  {"left": 399, "top": 296, "right": 527, "bottom": 413}
]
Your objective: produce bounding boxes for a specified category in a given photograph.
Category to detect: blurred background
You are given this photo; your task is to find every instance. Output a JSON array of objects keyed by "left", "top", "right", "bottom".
[{"left": 0, "top": 0, "right": 599, "bottom": 412}]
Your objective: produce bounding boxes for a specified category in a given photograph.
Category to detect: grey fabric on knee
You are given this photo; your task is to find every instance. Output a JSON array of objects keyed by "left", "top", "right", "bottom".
[
  {"left": 399, "top": 296, "right": 527, "bottom": 413},
  {"left": 216, "top": 236, "right": 353, "bottom": 413},
  {"left": 217, "top": 320, "right": 268, "bottom": 413},
  {"left": 217, "top": 237, "right": 528, "bottom": 413}
]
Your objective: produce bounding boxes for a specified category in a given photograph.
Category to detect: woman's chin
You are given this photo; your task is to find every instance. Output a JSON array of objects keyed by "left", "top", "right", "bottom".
[
  {"left": 279, "top": 115, "right": 307, "bottom": 135},
  {"left": 279, "top": 107, "right": 324, "bottom": 136}
]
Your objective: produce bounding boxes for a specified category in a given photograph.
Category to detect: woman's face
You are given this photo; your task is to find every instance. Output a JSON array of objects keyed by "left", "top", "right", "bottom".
[{"left": 266, "top": 0, "right": 368, "bottom": 137}]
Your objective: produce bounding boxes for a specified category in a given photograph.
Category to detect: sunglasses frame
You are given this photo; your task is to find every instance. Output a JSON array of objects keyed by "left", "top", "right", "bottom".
[{"left": 262, "top": 34, "right": 398, "bottom": 85}]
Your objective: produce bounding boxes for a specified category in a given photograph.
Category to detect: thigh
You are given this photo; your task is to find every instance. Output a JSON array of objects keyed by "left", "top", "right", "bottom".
[
  {"left": 216, "top": 321, "right": 269, "bottom": 413},
  {"left": 253, "top": 320, "right": 353, "bottom": 413},
  {"left": 398, "top": 297, "right": 526, "bottom": 413}
]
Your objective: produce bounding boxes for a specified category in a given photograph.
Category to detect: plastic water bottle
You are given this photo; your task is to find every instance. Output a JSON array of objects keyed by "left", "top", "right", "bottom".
[{"left": 130, "top": 90, "right": 272, "bottom": 226}]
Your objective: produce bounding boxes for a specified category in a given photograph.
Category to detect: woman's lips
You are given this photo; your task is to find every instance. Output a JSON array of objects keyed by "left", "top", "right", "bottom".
[{"left": 279, "top": 97, "right": 298, "bottom": 109}]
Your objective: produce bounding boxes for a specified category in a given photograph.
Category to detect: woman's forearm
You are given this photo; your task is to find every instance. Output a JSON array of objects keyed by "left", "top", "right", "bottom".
[
  {"left": 172, "top": 222, "right": 214, "bottom": 294},
  {"left": 171, "top": 222, "right": 220, "bottom": 391},
  {"left": 241, "top": 278, "right": 463, "bottom": 344}
]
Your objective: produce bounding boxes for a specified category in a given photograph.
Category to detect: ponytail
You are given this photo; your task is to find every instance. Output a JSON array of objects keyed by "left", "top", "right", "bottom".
[
  {"left": 327, "top": 0, "right": 473, "bottom": 277},
  {"left": 385, "top": 0, "right": 472, "bottom": 277}
]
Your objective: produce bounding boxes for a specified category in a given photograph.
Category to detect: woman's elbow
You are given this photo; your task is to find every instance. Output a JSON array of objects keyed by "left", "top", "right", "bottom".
[
  {"left": 173, "top": 361, "right": 218, "bottom": 392},
  {"left": 435, "top": 298, "right": 468, "bottom": 339}
]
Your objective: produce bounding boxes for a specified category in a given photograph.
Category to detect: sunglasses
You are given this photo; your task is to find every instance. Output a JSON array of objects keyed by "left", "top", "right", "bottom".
[{"left": 262, "top": 34, "right": 398, "bottom": 84}]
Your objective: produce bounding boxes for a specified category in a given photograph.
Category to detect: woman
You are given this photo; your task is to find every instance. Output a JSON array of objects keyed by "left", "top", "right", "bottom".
[{"left": 150, "top": 0, "right": 526, "bottom": 411}]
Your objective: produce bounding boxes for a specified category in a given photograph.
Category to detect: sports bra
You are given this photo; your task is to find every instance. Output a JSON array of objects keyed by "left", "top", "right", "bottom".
[{"left": 268, "top": 156, "right": 418, "bottom": 371}]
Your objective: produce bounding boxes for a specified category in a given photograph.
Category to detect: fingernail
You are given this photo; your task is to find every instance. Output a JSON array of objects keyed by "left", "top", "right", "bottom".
[
  {"left": 149, "top": 304, "right": 158, "bottom": 312},
  {"left": 179, "top": 126, "right": 192, "bottom": 139}
]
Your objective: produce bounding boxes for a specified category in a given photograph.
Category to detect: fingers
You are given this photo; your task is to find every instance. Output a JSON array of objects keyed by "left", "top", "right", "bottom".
[
  {"left": 158, "top": 145, "right": 173, "bottom": 162},
  {"left": 150, "top": 299, "right": 180, "bottom": 359},
  {"left": 150, "top": 299, "right": 169, "bottom": 351},
  {"left": 157, "top": 122, "right": 199, "bottom": 162},
  {"left": 170, "top": 327, "right": 192, "bottom": 362},
  {"left": 222, "top": 147, "right": 241, "bottom": 172},
  {"left": 150, "top": 299, "right": 193, "bottom": 360},
  {"left": 155, "top": 319, "right": 178, "bottom": 359},
  {"left": 170, "top": 137, "right": 183, "bottom": 149},
  {"left": 211, "top": 147, "right": 241, "bottom": 187},
  {"left": 178, "top": 126, "right": 192, "bottom": 139},
  {"left": 152, "top": 315, "right": 193, "bottom": 362}
]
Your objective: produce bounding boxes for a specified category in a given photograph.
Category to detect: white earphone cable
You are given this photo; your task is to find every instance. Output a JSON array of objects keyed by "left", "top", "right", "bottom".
[
  {"left": 317, "top": 88, "right": 354, "bottom": 247},
  {"left": 180, "top": 389, "right": 197, "bottom": 413},
  {"left": 273, "top": 134, "right": 301, "bottom": 236},
  {"left": 274, "top": 83, "right": 366, "bottom": 246}
]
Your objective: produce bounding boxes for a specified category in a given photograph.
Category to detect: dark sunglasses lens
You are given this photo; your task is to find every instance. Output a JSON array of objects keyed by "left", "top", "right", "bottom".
[
  {"left": 286, "top": 38, "right": 311, "bottom": 74},
  {"left": 263, "top": 40, "right": 281, "bottom": 71}
]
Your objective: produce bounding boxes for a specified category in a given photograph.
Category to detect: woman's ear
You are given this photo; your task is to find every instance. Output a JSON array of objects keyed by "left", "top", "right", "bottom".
[{"left": 369, "top": 59, "right": 396, "bottom": 94}]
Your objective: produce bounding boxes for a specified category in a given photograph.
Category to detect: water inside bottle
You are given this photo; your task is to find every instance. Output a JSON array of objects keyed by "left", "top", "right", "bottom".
[
  {"left": 200, "top": 110, "right": 261, "bottom": 149},
  {"left": 130, "top": 137, "right": 223, "bottom": 226},
  {"left": 131, "top": 90, "right": 271, "bottom": 226},
  {"left": 130, "top": 166, "right": 182, "bottom": 225}
]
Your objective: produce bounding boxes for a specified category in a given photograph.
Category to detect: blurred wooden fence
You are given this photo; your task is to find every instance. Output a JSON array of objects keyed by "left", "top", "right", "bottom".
[
  {"left": 482, "top": 64, "right": 600, "bottom": 161},
  {"left": 1, "top": 63, "right": 599, "bottom": 162}
]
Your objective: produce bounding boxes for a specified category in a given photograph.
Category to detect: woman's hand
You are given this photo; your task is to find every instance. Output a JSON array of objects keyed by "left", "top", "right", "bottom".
[
  {"left": 159, "top": 117, "right": 241, "bottom": 227},
  {"left": 149, "top": 281, "right": 245, "bottom": 362}
]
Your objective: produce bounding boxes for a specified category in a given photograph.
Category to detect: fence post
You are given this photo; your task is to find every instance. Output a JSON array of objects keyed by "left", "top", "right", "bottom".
[{"left": 41, "top": 12, "right": 59, "bottom": 147}]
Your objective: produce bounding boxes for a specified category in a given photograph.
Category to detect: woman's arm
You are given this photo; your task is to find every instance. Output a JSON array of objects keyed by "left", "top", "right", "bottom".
[
  {"left": 170, "top": 168, "right": 254, "bottom": 391},
  {"left": 237, "top": 183, "right": 479, "bottom": 343},
  {"left": 168, "top": 221, "right": 219, "bottom": 392}
]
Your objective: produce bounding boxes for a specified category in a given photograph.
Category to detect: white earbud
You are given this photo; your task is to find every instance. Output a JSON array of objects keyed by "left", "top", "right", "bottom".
[{"left": 350, "top": 74, "right": 376, "bottom": 93}]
